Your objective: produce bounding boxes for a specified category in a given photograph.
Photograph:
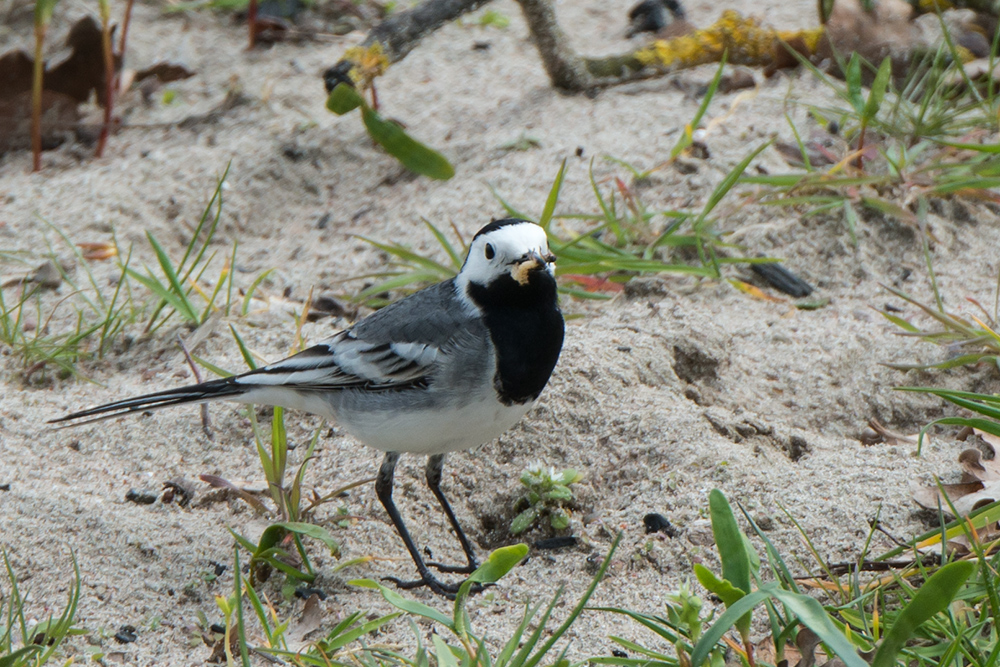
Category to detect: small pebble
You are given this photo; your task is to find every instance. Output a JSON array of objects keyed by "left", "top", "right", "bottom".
[
  {"left": 643, "top": 512, "right": 677, "bottom": 537},
  {"left": 295, "top": 587, "right": 327, "bottom": 600},
  {"left": 533, "top": 536, "right": 578, "bottom": 550},
  {"left": 125, "top": 489, "right": 157, "bottom": 505},
  {"left": 114, "top": 625, "right": 137, "bottom": 644}
]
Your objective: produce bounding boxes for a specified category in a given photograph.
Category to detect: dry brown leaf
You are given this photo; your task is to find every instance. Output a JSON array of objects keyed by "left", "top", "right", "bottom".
[
  {"left": 286, "top": 594, "right": 323, "bottom": 652},
  {"left": 77, "top": 242, "right": 119, "bottom": 261},
  {"left": 868, "top": 418, "right": 927, "bottom": 449},
  {"left": 0, "top": 16, "right": 118, "bottom": 155},
  {"left": 134, "top": 62, "right": 196, "bottom": 84}
]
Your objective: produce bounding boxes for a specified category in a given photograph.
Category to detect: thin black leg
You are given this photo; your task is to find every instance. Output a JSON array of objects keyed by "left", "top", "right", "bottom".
[
  {"left": 375, "top": 451, "right": 464, "bottom": 597},
  {"left": 425, "top": 453, "right": 479, "bottom": 574}
]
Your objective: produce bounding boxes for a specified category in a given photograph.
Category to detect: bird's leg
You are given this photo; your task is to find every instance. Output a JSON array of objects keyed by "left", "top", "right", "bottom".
[
  {"left": 425, "top": 453, "right": 480, "bottom": 574},
  {"left": 375, "top": 451, "right": 463, "bottom": 597}
]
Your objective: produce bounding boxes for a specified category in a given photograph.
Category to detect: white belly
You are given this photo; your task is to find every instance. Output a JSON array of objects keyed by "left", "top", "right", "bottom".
[{"left": 335, "top": 395, "right": 532, "bottom": 454}]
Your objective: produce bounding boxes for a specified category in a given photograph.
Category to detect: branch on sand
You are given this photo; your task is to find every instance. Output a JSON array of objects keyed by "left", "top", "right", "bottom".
[{"left": 323, "top": 0, "right": 996, "bottom": 94}]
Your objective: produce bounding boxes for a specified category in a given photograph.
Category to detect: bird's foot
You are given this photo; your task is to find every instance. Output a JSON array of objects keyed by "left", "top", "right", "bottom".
[
  {"left": 427, "top": 559, "right": 479, "bottom": 575},
  {"left": 382, "top": 574, "right": 490, "bottom": 599}
]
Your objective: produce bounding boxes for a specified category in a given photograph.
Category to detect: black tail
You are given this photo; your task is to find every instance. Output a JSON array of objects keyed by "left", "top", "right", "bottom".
[{"left": 50, "top": 377, "right": 248, "bottom": 427}]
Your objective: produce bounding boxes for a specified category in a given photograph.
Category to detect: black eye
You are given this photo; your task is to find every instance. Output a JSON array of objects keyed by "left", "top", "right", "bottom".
[{"left": 484, "top": 243, "right": 495, "bottom": 260}]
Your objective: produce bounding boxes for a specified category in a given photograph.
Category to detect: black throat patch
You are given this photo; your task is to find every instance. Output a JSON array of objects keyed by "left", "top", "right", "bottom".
[{"left": 467, "top": 269, "right": 564, "bottom": 405}]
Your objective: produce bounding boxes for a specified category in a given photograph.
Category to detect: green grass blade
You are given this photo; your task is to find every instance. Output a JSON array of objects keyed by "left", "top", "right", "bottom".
[{"left": 871, "top": 561, "right": 975, "bottom": 667}]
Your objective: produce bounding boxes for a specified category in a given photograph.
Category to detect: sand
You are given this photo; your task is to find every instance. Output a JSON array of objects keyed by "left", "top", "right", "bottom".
[{"left": 2, "top": 0, "right": 1000, "bottom": 662}]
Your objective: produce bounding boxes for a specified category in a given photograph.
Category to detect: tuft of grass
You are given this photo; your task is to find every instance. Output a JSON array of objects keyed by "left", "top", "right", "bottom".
[
  {"left": 0, "top": 165, "right": 270, "bottom": 380},
  {"left": 745, "top": 36, "right": 1000, "bottom": 245},
  {"left": 351, "top": 150, "right": 774, "bottom": 307},
  {"left": 594, "top": 489, "right": 986, "bottom": 667},
  {"left": 1, "top": 550, "right": 82, "bottom": 666}
]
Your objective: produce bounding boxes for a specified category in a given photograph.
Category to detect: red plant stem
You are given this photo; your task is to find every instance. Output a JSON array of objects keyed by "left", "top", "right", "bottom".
[
  {"left": 95, "top": 16, "right": 115, "bottom": 158},
  {"left": 117, "top": 0, "right": 136, "bottom": 57},
  {"left": 31, "top": 24, "right": 45, "bottom": 172},
  {"left": 247, "top": 0, "right": 258, "bottom": 49},
  {"left": 856, "top": 122, "right": 867, "bottom": 172},
  {"left": 371, "top": 83, "right": 379, "bottom": 112}
]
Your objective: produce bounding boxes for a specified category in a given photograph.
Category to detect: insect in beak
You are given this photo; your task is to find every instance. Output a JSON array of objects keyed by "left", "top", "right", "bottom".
[{"left": 511, "top": 250, "right": 554, "bottom": 285}]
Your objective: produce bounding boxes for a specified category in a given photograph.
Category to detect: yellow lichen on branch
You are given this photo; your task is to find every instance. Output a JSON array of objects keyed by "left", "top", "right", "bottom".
[
  {"left": 634, "top": 10, "right": 825, "bottom": 70},
  {"left": 341, "top": 42, "right": 390, "bottom": 90}
]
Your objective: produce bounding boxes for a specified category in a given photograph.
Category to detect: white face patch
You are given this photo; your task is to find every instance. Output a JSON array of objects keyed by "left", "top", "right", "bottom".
[{"left": 455, "top": 222, "right": 555, "bottom": 301}]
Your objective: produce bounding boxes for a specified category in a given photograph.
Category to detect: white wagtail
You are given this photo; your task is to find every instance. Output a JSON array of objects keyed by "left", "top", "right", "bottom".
[{"left": 53, "top": 219, "right": 565, "bottom": 596}]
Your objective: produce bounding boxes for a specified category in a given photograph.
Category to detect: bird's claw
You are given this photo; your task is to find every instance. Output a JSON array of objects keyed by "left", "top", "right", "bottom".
[
  {"left": 427, "top": 560, "right": 479, "bottom": 574},
  {"left": 382, "top": 574, "right": 491, "bottom": 599}
]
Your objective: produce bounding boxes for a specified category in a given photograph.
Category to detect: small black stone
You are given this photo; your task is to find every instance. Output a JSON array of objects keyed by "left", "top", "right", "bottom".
[
  {"left": 114, "top": 625, "right": 137, "bottom": 644},
  {"left": 750, "top": 262, "right": 813, "bottom": 297},
  {"left": 533, "top": 536, "right": 578, "bottom": 550},
  {"left": 295, "top": 587, "right": 328, "bottom": 600},
  {"left": 210, "top": 561, "right": 226, "bottom": 577},
  {"left": 0, "top": 483, "right": 10, "bottom": 492},
  {"left": 210, "top": 623, "right": 226, "bottom": 635},
  {"left": 125, "top": 489, "right": 157, "bottom": 505},
  {"left": 643, "top": 512, "right": 678, "bottom": 537},
  {"left": 612, "top": 650, "right": 629, "bottom": 658}
]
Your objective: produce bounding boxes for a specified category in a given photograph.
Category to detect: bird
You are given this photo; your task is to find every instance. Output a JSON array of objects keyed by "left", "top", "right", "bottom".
[{"left": 52, "top": 218, "right": 565, "bottom": 597}]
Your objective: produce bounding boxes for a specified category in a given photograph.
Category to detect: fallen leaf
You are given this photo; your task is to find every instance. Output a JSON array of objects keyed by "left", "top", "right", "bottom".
[
  {"left": 728, "top": 278, "right": 785, "bottom": 302},
  {"left": 0, "top": 16, "right": 120, "bottom": 156},
  {"left": 868, "top": 418, "right": 926, "bottom": 449},
  {"left": 562, "top": 275, "right": 624, "bottom": 293},
  {"left": 134, "top": 62, "right": 196, "bottom": 84},
  {"left": 286, "top": 594, "right": 323, "bottom": 652},
  {"left": 77, "top": 241, "right": 119, "bottom": 261}
]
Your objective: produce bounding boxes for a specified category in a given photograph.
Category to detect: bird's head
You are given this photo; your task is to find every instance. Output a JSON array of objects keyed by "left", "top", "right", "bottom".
[{"left": 457, "top": 220, "right": 556, "bottom": 301}]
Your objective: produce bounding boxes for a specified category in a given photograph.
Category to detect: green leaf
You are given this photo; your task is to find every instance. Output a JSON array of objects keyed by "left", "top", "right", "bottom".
[
  {"left": 845, "top": 53, "right": 864, "bottom": 113},
  {"left": 432, "top": 634, "right": 460, "bottom": 667},
  {"left": 361, "top": 107, "right": 454, "bottom": 180},
  {"left": 693, "top": 564, "right": 745, "bottom": 608},
  {"left": 708, "top": 490, "right": 751, "bottom": 595},
  {"left": 268, "top": 522, "right": 339, "bottom": 555},
  {"left": 0, "top": 646, "right": 41, "bottom": 667},
  {"left": 690, "top": 589, "right": 771, "bottom": 667},
  {"left": 557, "top": 469, "right": 583, "bottom": 485},
  {"left": 770, "top": 588, "right": 869, "bottom": 667},
  {"left": 146, "top": 232, "right": 199, "bottom": 322},
  {"left": 863, "top": 57, "right": 892, "bottom": 121},
  {"left": 454, "top": 544, "right": 529, "bottom": 630},
  {"left": 543, "top": 485, "right": 573, "bottom": 501},
  {"left": 350, "top": 579, "right": 455, "bottom": 629},
  {"left": 326, "top": 82, "right": 363, "bottom": 115},
  {"left": 126, "top": 267, "right": 198, "bottom": 324},
  {"left": 511, "top": 507, "right": 539, "bottom": 534},
  {"left": 870, "top": 561, "right": 975, "bottom": 667},
  {"left": 468, "top": 544, "right": 528, "bottom": 585},
  {"left": 539, "top": 159, "right": 567, "bottom": 231},
  {"left": 549, "top": 508, "right": 570, "bottom": 530}
]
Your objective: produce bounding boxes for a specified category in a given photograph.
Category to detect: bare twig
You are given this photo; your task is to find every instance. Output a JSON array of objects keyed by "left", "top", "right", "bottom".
[{"left": 324, "top": 0, "right": 492, "bottom": 91}]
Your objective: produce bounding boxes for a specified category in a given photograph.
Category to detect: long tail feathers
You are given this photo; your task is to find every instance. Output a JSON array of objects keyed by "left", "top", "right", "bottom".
[{"left": 49, "top": 377, "right": 249, "bottom": 428}]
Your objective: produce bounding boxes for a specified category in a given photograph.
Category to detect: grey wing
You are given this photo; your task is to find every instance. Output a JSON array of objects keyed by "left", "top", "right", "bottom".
[{"left": 235, "top": 280, "right": 475, "bottom": 391}]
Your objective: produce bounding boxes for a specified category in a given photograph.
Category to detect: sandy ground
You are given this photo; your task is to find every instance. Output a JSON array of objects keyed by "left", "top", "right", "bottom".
[{"left": 2, "top": 0, "right": 1000, "bottom": 663}]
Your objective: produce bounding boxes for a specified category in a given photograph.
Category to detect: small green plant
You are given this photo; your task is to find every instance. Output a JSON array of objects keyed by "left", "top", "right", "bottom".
[
  {"left": 596, "top": 489, "right": 978, "bottom": 667},
  {"left": 1, "top": 550, "right": 82, "bottom": 666},
  {"left": 216, "top": 327, "right": 370, "bottom": 586},
  {"left": 353, "top": 537, "right": 617, "bottom": 667},
  {"left": 0, "top": 166, "right": 272, "bottom": 380},
  {"left": 326, "top": 48, "right": 454, "bottom": 180},
  {"left": 510, "top": 464, "right": 583, "bottom": 535},
  {"left": 474, "top": 9, "right": 509, "bottom": 29},
  {"left": 879, "top": 282, "right": 1000, "bottom": 373},
  {"left": 128, "top": 165, "right": 240, "bottom": 333}
]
